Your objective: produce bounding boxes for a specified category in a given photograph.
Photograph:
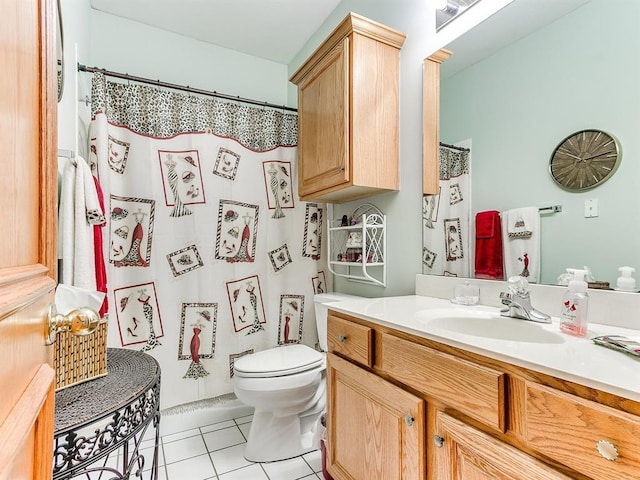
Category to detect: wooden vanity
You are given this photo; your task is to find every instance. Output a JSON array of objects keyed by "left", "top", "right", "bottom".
[{"left": 326, "top": 311, "right": 640, "bottom": 480}]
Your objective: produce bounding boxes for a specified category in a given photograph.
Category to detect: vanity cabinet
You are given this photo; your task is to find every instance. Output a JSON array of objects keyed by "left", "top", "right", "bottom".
[
  {"left": 433, "top": 411, "right": 571, "bottom": 480},
  {"left": 326, "top": 311, "right": 640, "bottom": 480},
  {"left": 289, "top": 13, "right": 406, "bottom": 203}
]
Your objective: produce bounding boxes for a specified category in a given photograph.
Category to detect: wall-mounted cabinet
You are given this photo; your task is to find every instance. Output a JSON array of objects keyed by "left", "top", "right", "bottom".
[
  {"left": 423, "top": 49, "right": 451, "bottom": 195},
  {"left": 290, "top": 13, "right": 406, "bottom": 204}
]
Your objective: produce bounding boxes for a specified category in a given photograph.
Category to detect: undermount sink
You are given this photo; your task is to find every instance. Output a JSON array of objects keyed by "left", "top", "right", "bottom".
[{"left": 417, "top": 309, "right": 565, "bottom": 344}]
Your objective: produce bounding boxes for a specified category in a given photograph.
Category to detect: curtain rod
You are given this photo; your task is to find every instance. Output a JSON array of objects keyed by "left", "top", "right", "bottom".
[
  {"left": 77, "top": 63, "right": 298, "bottom": 113},
  {"left": 440, "top": 142, "right": 470, "bottom": 152}
]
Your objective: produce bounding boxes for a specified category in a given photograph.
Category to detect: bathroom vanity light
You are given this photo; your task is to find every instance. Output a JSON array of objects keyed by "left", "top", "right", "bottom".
[{"left": 436, "top": 0, "right": 482, "bottom": 30}]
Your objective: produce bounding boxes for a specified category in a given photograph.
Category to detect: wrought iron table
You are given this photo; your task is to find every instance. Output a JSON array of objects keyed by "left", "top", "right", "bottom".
[{"left": 53, "top": 348, "right": 161, "bottom": 479}]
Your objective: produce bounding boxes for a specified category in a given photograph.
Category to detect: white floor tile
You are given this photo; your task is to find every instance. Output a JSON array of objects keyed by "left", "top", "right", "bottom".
[
  {"left": 234, "top": 414, "right": 253, "bottom": 425},
  {"left": 261, "top": 456, "right": 314, "bottom": 480},
  {"left": 299, "top": 475, "right": 321, "bottom": 480},
  {"left": 165, "top": 453, "right": 216, "bottom": 480},
  {"left": 218, "top": 463, "right": 268, "bottom": 479},
  {"left": 209, "top": 443, "right": 252, "bottom": 474},
  {"left": 203, "top": 425, "right": 246, "bottom": 452},
  {"left": 200, "top": 419, "right": 236, "bottom": 434},
  {"left": 238, "top": 422, "right": 251, "bottom": 439},
  {"left": 163, "top": 434, "right": 207, "bottom": 464},
  {"left": 139, "top": 443, "right": 165, "bottom": 471},
  {"left": 302, "top": 449, "right": 322, "bottom": 473},
  {"left": 162, "top": 428, "right": 202, "bottom": 445}
]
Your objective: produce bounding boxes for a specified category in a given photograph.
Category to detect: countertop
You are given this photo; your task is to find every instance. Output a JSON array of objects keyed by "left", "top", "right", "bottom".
[{"left": 326, "top": 295, "right": 640, "bottom": 403}]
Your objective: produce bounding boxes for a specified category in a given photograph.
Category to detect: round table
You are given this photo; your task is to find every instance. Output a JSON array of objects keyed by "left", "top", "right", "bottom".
[{"left": 52, "top": 348, "right": 161, "bottom": 479}]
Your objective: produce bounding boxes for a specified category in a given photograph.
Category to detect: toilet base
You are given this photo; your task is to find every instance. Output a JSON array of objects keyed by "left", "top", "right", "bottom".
[{"left": 244, "top": 407, "right": 323, "bottom": 462}]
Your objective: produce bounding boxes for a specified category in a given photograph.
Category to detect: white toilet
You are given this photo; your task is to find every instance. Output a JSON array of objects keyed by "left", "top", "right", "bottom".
[{"left": 233, "top": 292, "right": 361, "bottom": 462}]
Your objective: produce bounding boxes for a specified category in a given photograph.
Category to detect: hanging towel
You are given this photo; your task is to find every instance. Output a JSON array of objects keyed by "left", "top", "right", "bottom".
[
  {"left": 501, "top": 207, "right": 540, "bottom": 283},
  {"left": 92, "top": 175, "right": 108, "bottom": 317},
  {"left": 474, "top": 210, "right": 503, "bottom": 280},
  {"left": 58, "top": 156, "right": 105, "bottom": 289}
]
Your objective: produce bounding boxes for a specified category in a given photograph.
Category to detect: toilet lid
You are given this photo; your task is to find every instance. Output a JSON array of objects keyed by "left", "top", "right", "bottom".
[{"left": 234, "top": 344, "right": 324, "bottom": 378}]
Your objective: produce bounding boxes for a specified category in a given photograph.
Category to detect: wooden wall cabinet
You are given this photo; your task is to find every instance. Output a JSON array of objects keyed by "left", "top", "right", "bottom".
[
  {"left": 326, "top": 312, "right": 640, "bottom": 480},
  {"left": 290, "top": 13, "right": 406, "bottom": 204},
  {"left": 423, "top": 49, "right": 451, "bottom": 195}
]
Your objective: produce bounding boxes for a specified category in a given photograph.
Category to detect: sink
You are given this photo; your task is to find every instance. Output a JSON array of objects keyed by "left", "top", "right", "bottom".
[{"left": 417, "top": 309, "right": 565, "bottom": 344}]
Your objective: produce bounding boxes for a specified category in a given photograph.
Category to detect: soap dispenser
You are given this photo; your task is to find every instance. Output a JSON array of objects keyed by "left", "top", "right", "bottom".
[
  {"left": 560, "top": 268, "right": 589, "bottom": 337},
  {"left": 616, "top": 266, "right": 637, "bottom": 292}
]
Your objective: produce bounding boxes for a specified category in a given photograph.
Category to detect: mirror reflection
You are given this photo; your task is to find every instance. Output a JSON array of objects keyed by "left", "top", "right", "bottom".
[{"left": 424, "top": 0, "right": 640, "bottom": 287}]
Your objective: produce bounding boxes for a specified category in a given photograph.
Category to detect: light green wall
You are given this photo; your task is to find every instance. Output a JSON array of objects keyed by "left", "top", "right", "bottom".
[
  {"left": 90, "top": 10, "right": 290, "bottom": 106},
  {"left": 441, "top": 0, "right": 640, "bottom": 286}
]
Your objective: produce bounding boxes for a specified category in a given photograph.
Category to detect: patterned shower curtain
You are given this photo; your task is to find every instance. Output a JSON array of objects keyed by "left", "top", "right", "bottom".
[
  {"left": 422, "top": 145, "right": 471, "bottom": 277},
  {"left": 89, "top": 73, "right": 328, "bottom": 409}
]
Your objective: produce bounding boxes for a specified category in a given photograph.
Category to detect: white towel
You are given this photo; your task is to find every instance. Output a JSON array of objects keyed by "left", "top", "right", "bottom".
[
  {"left": 58, "top": 156, "right": 105, "bottom": 288},
  {"left": 501, "top": 207, "right": 540, "bottom": 283}
]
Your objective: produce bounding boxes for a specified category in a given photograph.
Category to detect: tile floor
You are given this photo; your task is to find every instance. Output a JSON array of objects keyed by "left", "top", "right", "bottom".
[{"left": 141, "top": 413, "right": 325, "bottom": 480}]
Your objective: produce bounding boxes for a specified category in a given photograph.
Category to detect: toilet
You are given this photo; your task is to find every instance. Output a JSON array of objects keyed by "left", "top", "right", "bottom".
[{"left": 233, "top": 292, "right": 361, "bottom": 462}]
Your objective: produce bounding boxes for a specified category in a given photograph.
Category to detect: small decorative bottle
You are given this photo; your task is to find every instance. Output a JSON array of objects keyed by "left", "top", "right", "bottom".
[{"left": 559, "top": 268, "right": 589, "bottom": 337}]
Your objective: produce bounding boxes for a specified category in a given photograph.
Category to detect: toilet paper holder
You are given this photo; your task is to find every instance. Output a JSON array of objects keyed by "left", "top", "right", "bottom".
[{"left": 46, "top": 304, "right": 101, "bottom": 345}]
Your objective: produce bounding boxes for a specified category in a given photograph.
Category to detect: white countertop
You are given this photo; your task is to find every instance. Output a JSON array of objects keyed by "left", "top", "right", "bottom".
[{"left": 326, "top": 295, "right": 640, "bottom": 403}]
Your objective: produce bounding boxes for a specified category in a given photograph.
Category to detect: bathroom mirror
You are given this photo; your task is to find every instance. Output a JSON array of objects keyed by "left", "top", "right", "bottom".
[
  {"left": 56, "top": 0, "right": 64, "bottom": 102},
  {"left": 427, "top": 0, "right": 640, "bottom": 286}
]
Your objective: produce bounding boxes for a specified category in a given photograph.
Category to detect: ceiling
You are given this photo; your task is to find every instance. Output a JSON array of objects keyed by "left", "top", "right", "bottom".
[
  {"left": 89, "top": 0, "right": 343, "bottom": 64},
  {"left": 90, "top": 0, "right": 592, "bottom": 70}
]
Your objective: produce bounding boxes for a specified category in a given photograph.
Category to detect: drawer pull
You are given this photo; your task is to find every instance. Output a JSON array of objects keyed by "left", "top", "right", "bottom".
[
  {"left": 338, "top": 334, "right": 348, "bottom": 343},
  {"left": 596, "top": 440, "right": 619, "bottom": 461},
  {"left": 404, "top": 415, "right": 414, "bottom": 426},
  {"left": 433, "top": 434, "right": 445, "bottom": 448}
]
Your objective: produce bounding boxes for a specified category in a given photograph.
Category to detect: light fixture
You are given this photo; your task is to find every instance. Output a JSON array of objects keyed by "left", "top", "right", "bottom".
[{"left": 435, "top": 0, "right": 448, "bottom": 9}]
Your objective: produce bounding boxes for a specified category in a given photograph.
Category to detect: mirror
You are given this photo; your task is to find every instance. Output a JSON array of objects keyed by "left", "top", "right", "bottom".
[
  {"left": 426, "top": 0, "right": 640, "bottom": 287},
  {"left": 56, "top": 0, "right": 64, "bottom": 102}
]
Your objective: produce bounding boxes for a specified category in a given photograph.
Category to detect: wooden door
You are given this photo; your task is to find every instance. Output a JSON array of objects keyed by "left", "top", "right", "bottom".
[
  {"left": 296, "top": 38, "right": 350, "bottom": 199},
  {"left": 432, "top": 411, "right": 570, "bottom": 480},
  {"left": 0, "top": 0, "right": 58, "bottom": 478},
  {"left": 326, "top": 353, "right": 426, "bottom": 480}
]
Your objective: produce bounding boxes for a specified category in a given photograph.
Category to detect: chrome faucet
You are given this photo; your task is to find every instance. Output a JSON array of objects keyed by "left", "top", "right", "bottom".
[{"left": 500, "top": 276, "right": 551, "bottom": 324}]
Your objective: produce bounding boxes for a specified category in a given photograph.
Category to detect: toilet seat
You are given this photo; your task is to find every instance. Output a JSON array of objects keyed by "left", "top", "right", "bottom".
[{"left": 234, "top": 344, "right": 324, "bottom": 378}]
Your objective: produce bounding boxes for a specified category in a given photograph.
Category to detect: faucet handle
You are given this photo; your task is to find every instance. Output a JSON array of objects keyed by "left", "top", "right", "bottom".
[
  {"left": 507, "top": 275, "right": 529, "bottom": 296},
  {"left": 499, "top": 291, "right": 512, "bottom": 305}
]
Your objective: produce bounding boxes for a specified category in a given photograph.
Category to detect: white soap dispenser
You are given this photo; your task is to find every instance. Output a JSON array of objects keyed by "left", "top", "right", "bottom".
[
  {"left": 560, "top": 268, "right": 589, "bottom": 337},
  {"left": 616, "top": 266, "right": 637, "bottom": 292}
]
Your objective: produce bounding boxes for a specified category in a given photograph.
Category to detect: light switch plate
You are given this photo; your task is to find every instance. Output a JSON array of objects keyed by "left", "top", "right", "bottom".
[{"left": 584, "top": 198, "right": 599, "bottom": 218}]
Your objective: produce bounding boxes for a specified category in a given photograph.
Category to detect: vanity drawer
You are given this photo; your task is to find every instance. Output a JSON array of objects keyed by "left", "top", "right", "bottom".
[
  {"left": 327, "top": 315, "right": 373, "bottom": 367},
  {"left": 378, "top": 333, "right": 506, "bottom": 431},
  {"left": 525, "top": 382, "right": 640, "bottom": 480}
]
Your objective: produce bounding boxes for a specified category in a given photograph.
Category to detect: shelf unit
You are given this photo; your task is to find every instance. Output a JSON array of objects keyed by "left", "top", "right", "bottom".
[{"left": 328, "top": 204, "right": 386, "bottom": 287}]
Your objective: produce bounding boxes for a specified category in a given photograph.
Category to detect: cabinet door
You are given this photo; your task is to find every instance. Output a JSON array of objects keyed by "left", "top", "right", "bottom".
[
  {"left": 326, "top": 353, "right": 425, "bottom": 480},
  {"left": 297, "top": 38, "right": 350, "bottom": 199},
  {"left": 432, "top": 411, "right": 571, "bottom": 480}
]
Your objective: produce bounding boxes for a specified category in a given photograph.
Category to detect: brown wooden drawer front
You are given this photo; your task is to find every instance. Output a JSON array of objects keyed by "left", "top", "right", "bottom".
[
  {"left": 327, "top": 315, "right": 373, "bottom": 367},
  {"left": 378, "top": 333, "right": 506, "bottom": 431},
  {"left": 525, "top": 382, "right": 640, "bottom": 480}
]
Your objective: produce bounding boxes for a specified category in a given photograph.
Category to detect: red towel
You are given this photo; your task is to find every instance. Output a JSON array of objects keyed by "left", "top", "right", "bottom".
[
  {"left": 475, "top": 210, "right": 503, "bottom": 280},
  {"left": 93, "top": 176, "right": 108, "bottom": 317}
]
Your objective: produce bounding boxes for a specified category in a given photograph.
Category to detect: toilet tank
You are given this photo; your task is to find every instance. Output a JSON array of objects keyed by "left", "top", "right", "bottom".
[{"left": 314, "top": 293, "right": 363, "bottom": 352}]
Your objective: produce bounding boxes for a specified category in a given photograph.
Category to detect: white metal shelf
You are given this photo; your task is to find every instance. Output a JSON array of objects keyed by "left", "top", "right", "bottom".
[{"left": 327, "top": 204, "right": 386, "bottom": 287}]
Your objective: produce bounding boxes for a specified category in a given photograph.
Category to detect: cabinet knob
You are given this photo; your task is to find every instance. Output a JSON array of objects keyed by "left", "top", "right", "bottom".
[
  {"left": 338, "top": 334, "right": 347, "bottom": 343},
  {"left": 433, "top": 435, "right": 445, "bottom": 448},
  {"left": 596, "top": 440, "right": 619, "bottom": 461},
  {"left": 337, "top": 166, "right": 345, "bottom": 172},
  {"left": 404, "top": 415, "right": 414, "bottom": 426}
]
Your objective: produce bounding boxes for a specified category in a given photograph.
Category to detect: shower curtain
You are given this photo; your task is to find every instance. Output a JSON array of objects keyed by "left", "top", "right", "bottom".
[
  {"left": 422, "top": 145, "right": 471, "bottom": 277},
  {"left": 89, "top": 73, "right": 328, "bottom": 409}
]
